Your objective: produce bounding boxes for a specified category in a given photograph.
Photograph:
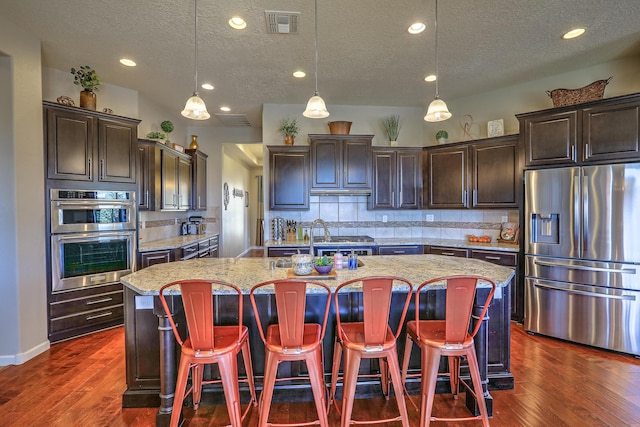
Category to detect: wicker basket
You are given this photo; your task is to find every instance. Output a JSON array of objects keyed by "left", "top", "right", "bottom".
[{"left": 546, "top": 77, "right": 612, "bottom": 108}]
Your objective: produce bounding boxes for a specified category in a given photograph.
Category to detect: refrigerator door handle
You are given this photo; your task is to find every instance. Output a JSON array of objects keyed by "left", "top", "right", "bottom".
[
  {"left": 533, "top": 281, "right": 636, "bottom": 301},
  {"left": 573, "top": 173, "right": 580, "bottom": 252},
  {"left": 534, "top": 259, "right": 637, "bottom": 274},
  {"left": 583, "top": 173, "right": 589, "bottom": 254}
]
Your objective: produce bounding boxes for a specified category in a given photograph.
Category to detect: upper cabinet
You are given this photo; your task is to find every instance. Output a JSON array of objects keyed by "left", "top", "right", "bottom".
[
  {"left": 423, "top": 135, "right": 520, "bottom": 209},
  {"left": 370, "top": 148, "right": 422, "bottom": 210},
  {"left": 45, "top": 101, "right": 139, "bottom": 183},
  {"left": 186, "top": 149, "right": 207, "bottom": 210},
  {"left": 309, "top": 134, "right": 372, "bottom": 192},
  {"left": 518, "top": 92, "right": 640, "bottom": 167},
  {"left": 269, "top": 146, "right": 310, "bottom": 210},
  {"left": 137, "top": 139, "right": 193, "bottom": 211}
]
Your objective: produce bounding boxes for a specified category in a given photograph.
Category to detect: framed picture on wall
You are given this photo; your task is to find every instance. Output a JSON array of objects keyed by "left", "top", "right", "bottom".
[{"left": 245, "top": 191, "right": 249, "bottom": 207}]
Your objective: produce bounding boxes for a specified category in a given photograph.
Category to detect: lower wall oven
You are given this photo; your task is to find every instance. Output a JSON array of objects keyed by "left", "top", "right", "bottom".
[{"left": 51, "top": 230, "right": 136, "bottom": 293}]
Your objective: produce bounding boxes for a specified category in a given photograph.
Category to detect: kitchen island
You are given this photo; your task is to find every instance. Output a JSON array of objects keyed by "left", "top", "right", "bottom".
[{"left": 121, "top": 255, "right": 515, "bottom": 426}]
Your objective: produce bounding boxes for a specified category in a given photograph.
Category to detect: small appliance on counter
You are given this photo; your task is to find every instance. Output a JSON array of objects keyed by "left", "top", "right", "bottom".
[{"left": 182, "top": 216, "right": 206, "bottom": 235}]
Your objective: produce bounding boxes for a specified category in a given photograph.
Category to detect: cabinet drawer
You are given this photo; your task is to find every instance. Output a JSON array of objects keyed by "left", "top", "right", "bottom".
[
  {"left": 428, "top": 246, "right": 469, "bottom": 258},
  {"left": 209, "top": 235, "right": 219, "bottom": 246},
  {"left": 181, "top": 242, "right": 199, "bottom": 260},
  {"left": 378, "top": 245, "right": 423, "bottom": 255},
  {"left": 49, "top": 305, "right": 124, "bottom": 333},
  {"left": 50, "top": 289, "right": 123, "bottom": 318},
  {"left": 470, "top": 250, "right": 517, "bottom": 267},
  {"left": 198, "top": 240, "right": 210, "bottom": 251},
  {"left": 268, "top": 247, "right": 310, "bottom": 257},
  {"left": 49, "top": 283, "right": 122, "bottom": 303}
]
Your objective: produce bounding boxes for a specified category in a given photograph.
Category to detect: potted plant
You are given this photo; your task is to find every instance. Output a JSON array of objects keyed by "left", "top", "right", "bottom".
[
  {"left": 161, "top": 121, "right": 174, "bottom": 142},
  {"left": 382, "top": 115, "right": 401, "bottom": 146},
  {"left": 436, "top": 130, "right": 448, "bottom": 144},
  {"left": 70, "top": 65, "right": 102, "bottom": 110},
  {"left": 277, "top": 117, "right": 300, "bottom": 145},
  {"left": 146, "top": 131, "right": 166, "bottom": 142}
]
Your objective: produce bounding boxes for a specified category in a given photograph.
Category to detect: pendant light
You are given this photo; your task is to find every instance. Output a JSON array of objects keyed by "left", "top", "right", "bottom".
[
  {"left": 181, "top": 0, "right": 210, "bottom": 120},
  {"left": 424, "top": 0, "right": 451, "bottom": 122},
  {"left": 303, "top": 0, "right": 329, "bottom": 118}
]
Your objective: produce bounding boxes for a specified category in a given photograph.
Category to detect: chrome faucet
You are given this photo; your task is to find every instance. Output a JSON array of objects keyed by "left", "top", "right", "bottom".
[{"left": 309, "top": 218, "right": 330, "bottom": 255}]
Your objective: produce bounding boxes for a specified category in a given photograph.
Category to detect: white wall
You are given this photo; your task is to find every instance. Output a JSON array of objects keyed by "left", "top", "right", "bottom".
[
  {"left": 221, "top": 147, "right": 252, "bottom": 257},
  {"left": 0, "top": 16, "right": 49, "bottom": 365}
]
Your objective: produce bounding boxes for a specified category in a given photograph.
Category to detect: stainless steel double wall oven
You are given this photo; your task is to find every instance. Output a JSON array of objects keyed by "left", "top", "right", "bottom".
[{"left": 49, "top": 189, "right": 137, "bottom": 293}]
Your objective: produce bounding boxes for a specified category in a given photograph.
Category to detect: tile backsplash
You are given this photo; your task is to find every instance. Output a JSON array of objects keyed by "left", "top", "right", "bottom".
[
  {"left": 267, "top": 195, "right": 517, "bottom": 242},
  {"left": 138, "top": 207, "right": 220, "bottom": 243}
]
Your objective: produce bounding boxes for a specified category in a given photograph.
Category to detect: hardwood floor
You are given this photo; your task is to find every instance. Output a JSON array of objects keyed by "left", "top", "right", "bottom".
[{"left": 1, "top": 324, "right": 639, "bottom": 427}]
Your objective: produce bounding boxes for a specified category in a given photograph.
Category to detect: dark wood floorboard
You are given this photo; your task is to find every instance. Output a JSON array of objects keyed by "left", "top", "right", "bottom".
[{"left": 1, "top": 324, "right": 639, "bottom": 426}]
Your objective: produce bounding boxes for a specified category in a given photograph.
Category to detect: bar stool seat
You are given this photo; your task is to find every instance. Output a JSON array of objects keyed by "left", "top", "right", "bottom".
[
  {"left": 159, "top": 279, "right": 257, "bottom": 427},
  {"left": 401, "top": 275, "right": 496, "bottom": 427}
]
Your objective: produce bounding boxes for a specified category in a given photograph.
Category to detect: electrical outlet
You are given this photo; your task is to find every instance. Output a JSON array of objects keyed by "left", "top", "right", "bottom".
[
  {"left": 382, "top": 215, "right": 388, "bottom": 223},
  {"left": 501, "top": 216, "right": 509, "bottom": 223},
  {"left": 426, "top": 214, "right": 435, "bottom": 222}
]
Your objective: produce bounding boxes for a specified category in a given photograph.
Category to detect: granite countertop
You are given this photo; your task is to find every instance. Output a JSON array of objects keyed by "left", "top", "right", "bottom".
[
  {"left": 265, "top": 237, "right": 519, "bottom": 252},
  {"left": 138, "top": 233, "right": 219, "bottom": 252},
  {"left": 121, "top": 255, "right": 515, "bottom": 296}
]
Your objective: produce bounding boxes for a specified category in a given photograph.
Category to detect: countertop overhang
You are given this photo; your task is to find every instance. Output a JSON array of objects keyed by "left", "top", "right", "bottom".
[{"left": 121, "top": 255, "right": 515, "bottom": 296}]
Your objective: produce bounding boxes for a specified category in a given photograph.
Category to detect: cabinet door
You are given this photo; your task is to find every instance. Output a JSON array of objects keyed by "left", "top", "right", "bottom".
[
  {"left": 188, "top": 150, "right": 207, "bottom": 210},
  {"left": 582, "top": 102, "right": 640, "bottom": 163},
  {"left": 471, "top": 137, "right": 519, "bottom": 208},
  {"left": 311, "top": 139, "right": 341, "bottom": 189},
  {"left": 46, "top": 107, "right": 95, "bottom": 181},
  {"left": 178, "top": 157, "right": 191, "bottom": 210},
  {"left": 370, "top": 150, "right": 395, "bottom": 209},
  {"left": 523, "top": 110, "right": 578, "bottom": 167},
  {"left": 139, "top": 250, "right": 172, "bottom": 268},
  {"left": 427, "top": 246, "right": 469, "bottom": 257},
  {"left": 137, "top": 141, "right": 155, "bottom": 211},
  {"left": 343, "top": 139, "right": 372, "bottom": 188},
  {"left": 98, "top": 119, "right": 137, "bottom": 183},
  {"left": 269, "top": 147, "right": 310, "bottom": 210},
  {"left": 425, "top": 146, "right": 468, "bottom": 208},
  {"left": 161, "top": 150, "right": 179, "bottom": 209},
  {"left": 397, "top": 150, "right": 421, "bottom": 209}
]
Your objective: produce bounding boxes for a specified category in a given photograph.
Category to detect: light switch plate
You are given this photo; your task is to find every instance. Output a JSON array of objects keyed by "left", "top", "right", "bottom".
[
  {"left": 426, "top": 214, "right": 435, "bottom": 222},
  {"left": 382, "top": 215, "right": 388, "bottom": 223},
  {"left": 502, "top": 216, "right": 508, "bottom": 223}
]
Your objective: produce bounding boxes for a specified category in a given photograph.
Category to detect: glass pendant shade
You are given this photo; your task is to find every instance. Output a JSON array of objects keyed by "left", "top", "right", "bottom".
[
  {"left": 424, "top": 97, "right": 451, "bottom": 122},
  {"left": 303, "top": 93, "right": 329, "bottom": 118},
  {"left": 181, "top": 92, "right": 210, "bottom": 120}
]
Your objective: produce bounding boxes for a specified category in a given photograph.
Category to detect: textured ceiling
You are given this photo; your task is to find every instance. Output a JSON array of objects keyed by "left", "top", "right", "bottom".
[{"left": 4, "top": 0, "right": 640, "bottom": 128}]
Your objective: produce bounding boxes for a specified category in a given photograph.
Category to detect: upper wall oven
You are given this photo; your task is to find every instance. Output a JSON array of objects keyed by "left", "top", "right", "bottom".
[{"left": 50, "top": 189, "right": 136, "bottom": 234}]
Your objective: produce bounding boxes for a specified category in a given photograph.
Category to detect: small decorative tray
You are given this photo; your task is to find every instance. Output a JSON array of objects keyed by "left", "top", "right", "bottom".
[{"left": 287, "top": 269, "right": 337, "bottom": 280}]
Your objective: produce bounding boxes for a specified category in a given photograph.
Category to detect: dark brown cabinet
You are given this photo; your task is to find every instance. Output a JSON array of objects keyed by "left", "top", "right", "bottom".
[
  {"left": 370, "top": 148, "right": 422, "bottom": 209},
  {"left": 161, "top": 148, "right": 191, "bottom": 210},
  {"left": 470, "top": 249, "right": 521, "bottom": 322},
  {"left": 378, "top": 245, "right": 423, "bottom": 255},
  {"left": 139, "top": 249, "right": 172, "bottom": 268},
  {"left": 519, "top": 92, "right": 640, "bottom": 167},
  {"left": 309, "top": 135, "right": 372, "bottom": 191},
  {"left": 424, "top": 145, "right": 469, "bottom": 208},
  {"left": 424, "top": 135, "right": 520, "bottom": 209},
  {"left": 186, "top": 149, "right": 207, "bottom": 210},
  {"left": 471, "top": 136, "right": 520, "bottom": 208},
  {"left": 269, "top": 146, "right": 310, "bottom": 210},
  {"left": 137, "top": 140, "right": 155, "bottom": 211},
  {"left": 267, "top": 246, "right": 310, "bottom": 257},
  {"left": 45, "top": 101, "right": 139, "bottom": 184}
]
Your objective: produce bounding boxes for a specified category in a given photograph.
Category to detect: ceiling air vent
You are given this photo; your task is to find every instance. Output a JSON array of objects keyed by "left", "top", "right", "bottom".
[
  {"left": 264, "top": 10, "right": 300, "bottom": 34},
  {"left": 214, "top": 113, "right": 252, "bottom": 127}
]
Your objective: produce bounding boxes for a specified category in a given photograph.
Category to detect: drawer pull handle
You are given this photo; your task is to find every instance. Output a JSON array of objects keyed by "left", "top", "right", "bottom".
[
  {"left": 393, "top": 250, "right": 406, "bottom": 254},
  {"left": 86, "top": 311, "right": 112, "bottom": 321},
  {"left": 90, "top": 275, "right": 106, "bottom": 282},
  {"left": 86, "top": 297, "right": 113, "bottom": 305},
  {"left": 485, "top": 256, "right": 501, "bottom": 260},
  {"left": 441, "top": 252, "right": 456, "bottom": 256}
]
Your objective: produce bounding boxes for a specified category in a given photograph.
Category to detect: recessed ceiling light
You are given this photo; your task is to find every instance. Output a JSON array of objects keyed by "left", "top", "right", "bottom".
[
  {"left": 220, "top": 106, "right": 231, "bottom": 112},
  {"left": 408, "top": 22, "right": 426, "bottom": 34},
  {"left": 119, "top": 58, "right": 136, "bottom": 67},
  {"left": 563, "top": 28, "right": 586, "bottom": 39},
  {"left": 424, "top": 74, "right": 437, "bottom": 82},
  {"left": 293, "top": 70, "right": 306, "bottom": 78},
  {"left": 229, "top": 17, "right": 247, "bottom": 30},
  {"left": 201, "top": 83, "right": 214, "bottom": 90}
]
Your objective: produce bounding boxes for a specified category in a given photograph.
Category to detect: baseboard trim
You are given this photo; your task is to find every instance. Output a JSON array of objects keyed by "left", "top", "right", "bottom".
[
  {"left": 0, "top": 339, "right": 50, "bottom": 366},
  {"left": 236, "top": 246, "right": 264, "bottom": 258}
]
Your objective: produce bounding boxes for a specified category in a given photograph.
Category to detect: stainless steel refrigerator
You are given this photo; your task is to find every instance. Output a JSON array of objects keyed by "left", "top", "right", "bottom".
[{"left": 524, "top": 163, "right": 640, "bottom": 356}]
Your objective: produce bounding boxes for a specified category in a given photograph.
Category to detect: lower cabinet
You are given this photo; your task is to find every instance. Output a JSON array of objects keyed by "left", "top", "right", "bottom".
[
  {"left": 267, "top": 246, "right": 310, "bottom": 257},
  {"left": 425, "top": 245, "right": 514, "bottom": 384},
  {"left": 139, "top": 249, "right": 173, "bottom": 268},
  {"left": 138, "top": 235, "right": 221, "bottom": 269},
  {"left": 378, "top": 245, "right": 423, "bottom": 255},
  {"left": 49, "top": 283, "right": 124, "bottom": 343}
]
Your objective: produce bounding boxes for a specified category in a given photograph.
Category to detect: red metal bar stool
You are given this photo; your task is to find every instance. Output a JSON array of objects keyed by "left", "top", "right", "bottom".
[
  {"left": 400, "top": 275, "right": 496, "bottom": 427},
  {"left": 329, "top": 276, "right": 413, "bottom": 427},
  {"left": 250, "top": 279, "right": 332, "bottom": 427},
  {"left": 159, "top": 279, "right": 257, "bottom": 427}
]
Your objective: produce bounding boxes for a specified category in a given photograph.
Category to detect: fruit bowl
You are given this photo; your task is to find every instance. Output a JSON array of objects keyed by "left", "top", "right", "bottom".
[{"left": 314, "top": 264, "right": 333, "bottom": 275}]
